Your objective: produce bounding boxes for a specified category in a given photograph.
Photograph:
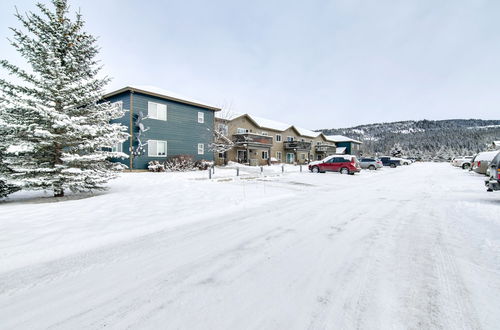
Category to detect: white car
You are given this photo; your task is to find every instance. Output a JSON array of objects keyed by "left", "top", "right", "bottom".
[
  {"left": 451, "top": 156, "right": 474, "bottom": 169},
  {"left": 393, "top": 157, "right": 412, "bottom": 165}
]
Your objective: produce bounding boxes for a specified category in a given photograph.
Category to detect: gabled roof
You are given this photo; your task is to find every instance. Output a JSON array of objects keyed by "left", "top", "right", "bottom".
[
  {"left": 294, "top": 126, "right": 322, "bottom": 138},
  {"left": 326, "top": 135, "right": 363, "bottom": 144},
  {"left": 104, "top": 85, "right": 221, "bottom": 111}
]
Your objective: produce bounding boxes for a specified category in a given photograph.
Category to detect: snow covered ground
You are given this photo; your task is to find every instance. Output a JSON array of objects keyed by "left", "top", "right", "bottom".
[{"left": 1, "top": 163, "right": 499, "bottom": 329}]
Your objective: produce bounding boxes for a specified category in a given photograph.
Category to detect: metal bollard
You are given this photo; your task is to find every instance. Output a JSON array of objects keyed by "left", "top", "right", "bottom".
[
  {"left": 300, "top": 165, "right": 302, "bottom": 172},
  {"left": 260, "top": 166, "right": 263, "bottom": 174},
  {"left": 236, "top": 168, "right": 239, "bottom": 176},
  {"left": 208, "top": 167, "right": 212, "bottom": 179},
  {"left": 282, "top": 165, "right": 284, "bottom": 173},
  {"left": 212, "top": 165, "right": 215, "bottom": 174}
]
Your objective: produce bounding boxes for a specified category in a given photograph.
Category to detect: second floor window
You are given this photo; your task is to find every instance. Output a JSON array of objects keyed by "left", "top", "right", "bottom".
[
  {"left": 217, "top": 123, "right": 228, "bottom": 136},
  {"left": 287, "top": 136, "right": 294, "bottom": 142},
  {"left": 198, "top": 112, "right": 204, "bottom": 123},
  {"left": 276, "top": 134, "right": 282, "bottom": 142},
  {"left": 237, "top": 128, "right": 249, "bottom": 134},
  {"left": 262, "top": 151, "right": 269, "bottom": 160},
  {"left": 148, "top": 102, "right": 167, "bottom": 121}
]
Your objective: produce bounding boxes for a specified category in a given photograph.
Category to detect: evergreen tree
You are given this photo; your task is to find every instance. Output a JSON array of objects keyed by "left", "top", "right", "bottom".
[{"left": 0, "top": 0, "right": 128, "bottom": 197}]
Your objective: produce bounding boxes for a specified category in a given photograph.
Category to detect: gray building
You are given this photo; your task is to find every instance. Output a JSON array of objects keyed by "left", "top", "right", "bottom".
[{"left": 103, "top": 86, "right": 220, "bottom": 169}]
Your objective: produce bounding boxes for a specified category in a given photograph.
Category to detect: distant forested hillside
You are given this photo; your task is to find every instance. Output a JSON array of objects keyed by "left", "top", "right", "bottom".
[{"left": 319, "top": 119, "right": 500, "bottom": 160}]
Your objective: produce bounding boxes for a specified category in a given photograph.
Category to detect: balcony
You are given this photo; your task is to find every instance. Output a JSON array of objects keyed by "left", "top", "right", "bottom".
[
  {"left": 315, "top": 144, "right": 336, "bottom": 153},
  {"left": 283, "top": 141, "right": 311, "bottom": 151},
  {"left": 233, "top": 133, "right": 273, "bottom": 147}
]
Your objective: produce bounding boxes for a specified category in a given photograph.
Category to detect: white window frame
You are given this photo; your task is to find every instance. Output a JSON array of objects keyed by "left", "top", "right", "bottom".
[
  {"left": 237, "top": 128, "right": 249, "bottom": 134},
  {"left": 217, "top": 123, "right": 228, "bottom": 136},
  {"left": 262, "top": 151, "right": 269, "bottom": 160},
  {"left": 261, "top": 131, "right": 268, "bottom": 136},
  {"left": 275, "top": 134, "right": 282, "bottom": 142},
  {"left": 198, "top": 112, "right": 204, "bottom": 123},
  {"left": 148, "top": 140, "right": 167, "bottom": 157},
  {"left": 148, "top": 101, "right": 167, "bottom": 121},
  {"left": 198, "top": 143, "right": 204, "bottom": 155},
  {"left": 276, "top": 151, "right": 282, "bottom": 161},
  {"left": 287, "top": 136, "right": 294, "bottom": 142},
  {"left": 111, "top": 142, "right": 123, "bottom": 153}
]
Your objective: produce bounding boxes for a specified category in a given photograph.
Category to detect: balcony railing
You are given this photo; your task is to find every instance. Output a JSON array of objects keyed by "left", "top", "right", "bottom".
[
  {"left": 283, "top": 141, "right": 311, "bottom": 151},
  {"left": 233, "top": 133, "right": 273, "bottom": 146},
  {"left": 316, "top": 144, "right": 336, "bottom": 153}
]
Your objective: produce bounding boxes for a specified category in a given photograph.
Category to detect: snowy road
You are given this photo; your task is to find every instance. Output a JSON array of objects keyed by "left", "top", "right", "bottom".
[{"left": 1, "top": 163, "right": 499, "bottom": 329}]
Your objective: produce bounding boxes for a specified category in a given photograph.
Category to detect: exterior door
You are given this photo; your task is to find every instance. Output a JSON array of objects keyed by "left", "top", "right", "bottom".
[
  {"left": 237, "top": 150, "right": 247, "bottom": 163},
  {"left": 286, "top": 153, "right": 295, "bottom": 163}
]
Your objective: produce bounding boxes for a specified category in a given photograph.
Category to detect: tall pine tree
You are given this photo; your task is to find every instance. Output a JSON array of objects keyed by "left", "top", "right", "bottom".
[{"left": 0, "top": 0, "right": 128, "bottom": 197}]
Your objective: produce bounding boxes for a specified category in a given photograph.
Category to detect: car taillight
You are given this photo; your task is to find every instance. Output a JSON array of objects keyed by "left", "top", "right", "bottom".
[
  {"left": 478, "top": 161, "right": 481, "bottom": 167},
  {"left": 498, "top": 169, "right": 500, "bottom": 180}
]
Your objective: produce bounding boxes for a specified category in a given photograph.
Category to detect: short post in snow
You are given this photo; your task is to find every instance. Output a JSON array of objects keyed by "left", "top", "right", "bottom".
[
  {"left": 260, "top": 166, "right": 263, "bottom": 174},
  {"left": 300, "top": 165, "right": 302, "bottom": 172},
  {"left": 212, "top": 165, "right": 215, "bottom": 174},
  {"left": 282, "top": 165, "right": 284, "bottom": 173},
  {"left": 208, "top": 167, "right": 212, "bottom": 179},
  {"left": 236, "top": 168, "right": 239, "bottom": 176}
]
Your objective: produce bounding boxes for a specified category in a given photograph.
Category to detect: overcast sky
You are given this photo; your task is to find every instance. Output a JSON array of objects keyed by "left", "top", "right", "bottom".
[{"left": 1, "top": 0, "right": 499, "bottom": 129}]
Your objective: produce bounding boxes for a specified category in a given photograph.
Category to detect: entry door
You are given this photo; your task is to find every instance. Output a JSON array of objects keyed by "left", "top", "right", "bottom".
[
  {"left": 286, "top": 153, "right": 295, "bottom": 163},
  {"left": 237, "top": 150, "right": 247, "bottom": 163}
]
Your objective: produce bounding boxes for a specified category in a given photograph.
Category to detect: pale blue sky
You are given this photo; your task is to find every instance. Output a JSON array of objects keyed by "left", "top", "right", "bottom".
[{"left": 1, "top": 0, "right": 499, "bottom": 128}]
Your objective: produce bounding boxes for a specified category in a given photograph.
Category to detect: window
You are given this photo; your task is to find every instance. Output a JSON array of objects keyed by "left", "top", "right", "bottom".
[
  {"left": 316, "top": 141, "right": 321, "bottom": 145},
  {"left": 111, "top": 142, "right": 123, "bottom": 153},
  {"left": 262, "top": 151, "right": 269, "bottom": 160},
  {"left": 276, "top": 151, "right": 282, "bottom": 161},
  {"left": 261, "top": 131, "right": 268, "bottom": 136},
  {"left": 218, "top": 152, "right": 224, "bottom": 158},
  {"left": 301, "top": 153, "right": 305, "bottom": 160},
  {"left": 276, "top": 134, "right": 282, "bottom": 142},
  {"left": 287, "top": 136, "right": 294, "bottom": 142},
  {"left": 148, "top": 102, "right": 167, "bottom": 121},
  {"left": 148, "top": 140, "right": 167, "bottom": 157},
  {"left": 301, "top": 138, "right": 305, "bottom": 142},
  {"left": 217, "top": 123, "right": 228, "bottom": 136},
  {"left": 198, "top": 112, "right": 204, "bottom": 123},
  {"left": 198, "top": 143, "right": 204, "bottom": 155},
  {"left": 237, "top": 128, "right": 249, "bottom": 134}
]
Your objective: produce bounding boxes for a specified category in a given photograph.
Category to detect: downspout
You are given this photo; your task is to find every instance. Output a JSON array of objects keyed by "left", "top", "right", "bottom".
[{"left": 129, "top": 91, "right": 134, "bottom": 170}]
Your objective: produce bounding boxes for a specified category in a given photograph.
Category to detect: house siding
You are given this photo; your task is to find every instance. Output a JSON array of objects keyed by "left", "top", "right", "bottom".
[{"left": 105, "top": 91, "right": 214, "bottom": 169}]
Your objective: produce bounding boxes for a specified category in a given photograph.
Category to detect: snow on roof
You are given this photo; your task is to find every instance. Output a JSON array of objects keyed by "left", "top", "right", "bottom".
[
  {"left": 475, "top": 151, "right": 500, "bottom": 161},
  {"left": 106, "top": 85, "right": 221, "bottom": 111},
  {"left": 294, "top": 126, "right": 322, "bottom": 138},
  {"left": 493, "top": 141, "right": 500, "bottom": 147},
  {"left": 326, "top": 135, "right": 363, "bottom": 144},
  {"left": 215, "top": 112, "right": 245, "bottom": 121},
  {"left": 247, "top": 114, "right": 292, "bottom": 131},
  {"left": 335, "top": 147, "right": 346, "bottom": 154}
]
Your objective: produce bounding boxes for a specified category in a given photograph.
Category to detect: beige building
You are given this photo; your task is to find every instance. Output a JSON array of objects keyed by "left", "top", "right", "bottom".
[{"left": 214, "top": 114, "right": 337, "bottom": 165}]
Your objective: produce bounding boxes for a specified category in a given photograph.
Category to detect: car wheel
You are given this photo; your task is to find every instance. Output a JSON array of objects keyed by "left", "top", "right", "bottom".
[
  {"left": 390, "top": 163, "right": 396, "bottom": 168},
  {"left": 311, "top": 166, "right": 319, "bottom": 173},
  {"left": 340, "top": 167, "right": 349, "bottom": 175},
  {"left": 368, "top": 165, "right": 376, "bottom": 170},
  {"left": 403, "top": 162, "right": 409, "bottom": 165},
  {"left": 462, "top": 163, "right": 470, "bottom": 170}
]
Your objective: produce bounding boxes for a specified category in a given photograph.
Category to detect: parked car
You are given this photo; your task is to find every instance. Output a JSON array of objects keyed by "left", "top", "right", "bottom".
[
  {"left": 486, "top": 152, "right": 500, "bottom": 192},
  {"left": 471, "top": 151, "right": 499, "bottom": 175},
  {"left": 309, "top": 155, "right": 361, "bottom": 174},
  {"left": 359, "top": 157, "right": 383, "bottom": 170},
  {"left": 379, "top": 157, "right": 401, "bottom": 168},
  {"left": 393, "top": 157, "right": 412, "bottom": 165},
  {"left": 451, "top": 156, "right": 473, "bottom": 169}
]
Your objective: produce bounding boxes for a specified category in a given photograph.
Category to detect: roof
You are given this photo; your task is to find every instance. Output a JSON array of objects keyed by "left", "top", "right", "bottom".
[
  {"left": 326, "top": 135, "right": 363, "bottom": 144},
  {"left": 103, "top": 85, "right": 221, "bottom": 111},
  {"left": 248, "top": 115, "right": 292, "bottom": 132},
  {"left": 335, "top": 147, "right": 347, "bottom": 154},
  {"left": 294, "top": 126, "right": 322, "bottom": 138}
]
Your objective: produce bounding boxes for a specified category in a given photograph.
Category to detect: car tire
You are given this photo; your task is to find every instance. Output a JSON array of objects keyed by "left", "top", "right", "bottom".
[
  {"left": 390, "top": 163, "right": 396, "bottom": 168},
  {"left": 462, "top": 163, "right": 470, "bottom": 170},
  {"left": 403, "top": 162, "right": 409, "bottom": 165},
  {"left": 311, "top": 166, "right": 320, "bottom": 173},
  {"left": 368, "top": 165, "right": 376, "bottom": 170},
  {"left": 340, "top": 167, "right": 349, "bottom": 175}
]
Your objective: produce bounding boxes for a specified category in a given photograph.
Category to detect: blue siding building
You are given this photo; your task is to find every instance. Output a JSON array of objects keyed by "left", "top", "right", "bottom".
[{"left": 103, "top": 86, "right": 220, "bottom": 169}]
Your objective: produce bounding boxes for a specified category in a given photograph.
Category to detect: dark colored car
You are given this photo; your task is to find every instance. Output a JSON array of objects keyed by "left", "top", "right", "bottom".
[
  {"left": 309, "top": 155, "right": 361, "bottom": 175},
  {"left": 379, "top": 157, "right": 401, "bottom": 168},
  {"left": 486, "top": 152, "right": 500, "bottom": 192}
]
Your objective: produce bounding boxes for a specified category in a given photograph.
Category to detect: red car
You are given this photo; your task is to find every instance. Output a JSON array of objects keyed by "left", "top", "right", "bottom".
[{"left": 308, "top": 155, "right": 361, "bottom": 175}]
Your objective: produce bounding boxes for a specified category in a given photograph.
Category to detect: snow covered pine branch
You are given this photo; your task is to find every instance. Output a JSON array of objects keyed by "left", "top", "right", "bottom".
[{"left": 0, "top": 0, "right": 128, "bottom": 197}]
